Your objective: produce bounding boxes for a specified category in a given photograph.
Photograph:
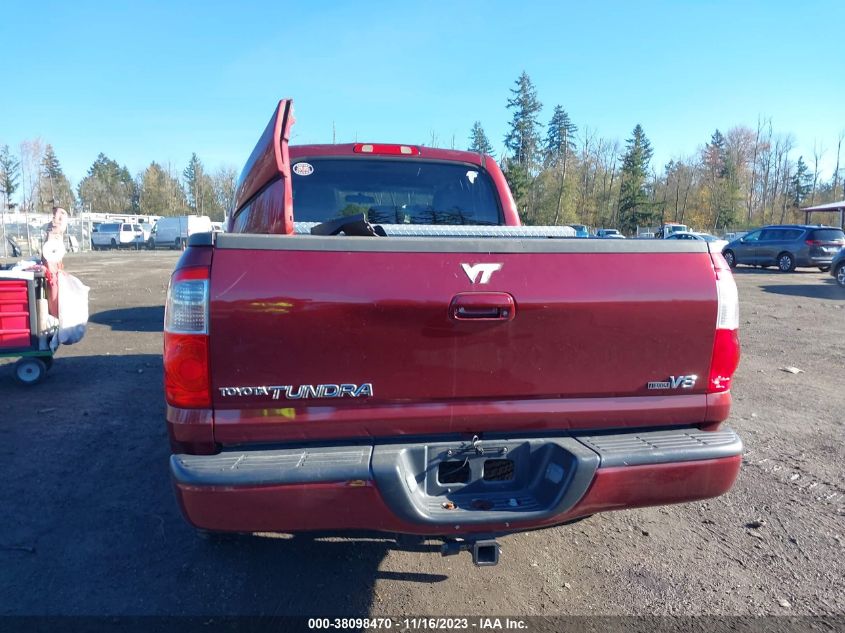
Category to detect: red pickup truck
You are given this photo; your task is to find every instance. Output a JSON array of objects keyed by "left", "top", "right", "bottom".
[{"left": 164, "top": 100, "right": 742, "bottom": 565}]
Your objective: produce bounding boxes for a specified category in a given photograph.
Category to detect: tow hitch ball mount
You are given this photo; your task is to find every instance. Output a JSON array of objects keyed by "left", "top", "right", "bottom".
[{"left": 441, "top": 538, "right": 500, "bottom": 566}]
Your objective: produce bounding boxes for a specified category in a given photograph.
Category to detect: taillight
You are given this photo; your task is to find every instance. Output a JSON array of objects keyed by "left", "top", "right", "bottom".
[
  {"left": 353, "top": 143, "right": 420, "bottom": 156},
  {"left": 805, "top": 240, "right": 821, "bottom": 246},
  {"left": 164, "top": 266, "right": 210, "bottom": 408},
  {"left": 709, "top": 329, "right": 740, "bottom": 392},
  {"left": 709, "top": 254, "right": 740, "bottom": 393}
]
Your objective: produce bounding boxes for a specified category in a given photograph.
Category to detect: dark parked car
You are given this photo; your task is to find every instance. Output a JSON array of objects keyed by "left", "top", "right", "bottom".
[
  {"left": 831, "top": 247, "right": 845, "bottom": 288},
  {"left": 722, "top": 225, "right": 845, "bottom": 272}
]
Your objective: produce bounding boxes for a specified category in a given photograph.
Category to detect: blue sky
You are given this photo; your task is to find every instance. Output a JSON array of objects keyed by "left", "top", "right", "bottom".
[{"left": 1, "top": 0, "right": 843, "bottom": 190}]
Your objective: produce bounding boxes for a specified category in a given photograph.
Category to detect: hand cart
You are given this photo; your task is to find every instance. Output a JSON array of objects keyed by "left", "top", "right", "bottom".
[{"left": 0, "top": 269, "right": 55, "bottom": 385}]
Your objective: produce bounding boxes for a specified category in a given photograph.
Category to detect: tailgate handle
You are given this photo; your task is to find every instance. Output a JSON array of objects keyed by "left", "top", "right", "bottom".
[{"left": 450, "top": 292, "right": 516, "bottom": 321}]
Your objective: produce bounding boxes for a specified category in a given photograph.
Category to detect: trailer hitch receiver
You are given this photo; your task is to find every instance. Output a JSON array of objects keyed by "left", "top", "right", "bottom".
[{"left": 440, "top": 538, "right": 500, "bottom": 567}]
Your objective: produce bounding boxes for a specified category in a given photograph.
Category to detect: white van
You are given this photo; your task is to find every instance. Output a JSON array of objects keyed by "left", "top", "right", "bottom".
[
  {"left": 91, "top": 222, "right": 145, "bottom": 250},
  {"left": 147, "top": 216, "right": 213, "bottom": 250}
]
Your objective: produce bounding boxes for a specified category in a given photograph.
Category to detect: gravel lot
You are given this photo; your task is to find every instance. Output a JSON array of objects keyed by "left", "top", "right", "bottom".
[{"left": 0, "top": 251, "right": 843, "bottom": 617}]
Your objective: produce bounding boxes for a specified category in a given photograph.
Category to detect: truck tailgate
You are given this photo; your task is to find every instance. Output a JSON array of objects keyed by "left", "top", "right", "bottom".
[{"left": 209, "top": 235, "right": 718, "bottom": 445}]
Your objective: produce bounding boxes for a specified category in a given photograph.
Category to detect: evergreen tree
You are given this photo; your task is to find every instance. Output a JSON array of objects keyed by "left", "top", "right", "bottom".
[
  {"left": 468, "top": 121, "right": 495, "bottom": 157},
  {"left": 501, "top": 159, "right": 530, "bottom": 221},
  {"left": 617, "top": 124, "right": 654, "bottom": 233},
  {"left": 789, "top": 157, "right": 813, "bottom": 208},
  {"left": 78, "top": 153, "right": 137, "bottom": 212},
  {"left": 702, "top": 130, "right": 742, "bottom": 229},
  {"left": 183, "top": 153, "right": 204, "bottom": 214},
  {"left": 703, "top": 130, "right": 727, "bottom": 177},
  {"left": 0, "top": 145, "right": 20, "bottom": 210},
  {"left": 140, "top": 162, "right": 189, "bottom": 216},
  {"left": 544, "top": 106, "right": 577, "bottom": 166},
  {"left": 503, "top": 72, "right": 543, "bottom": 220},
  {"left": 42, "top": 145, "right": 62, "bottom": 180},
  {"left": 544, "top": 106, "right": 578, "bottom": 224},
  {"left": 503, "top": 71, "right": 543, "bottom": 169},
  {"left": 183, "top": 153, "right": 226, "bottom": 219},
  {"left": 39, "top": 144, "right": 75, "bottom": 211}
]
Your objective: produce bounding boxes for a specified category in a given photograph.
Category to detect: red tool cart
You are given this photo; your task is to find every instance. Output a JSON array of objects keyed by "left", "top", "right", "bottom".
[{"left": 0, "top": 270, "right": 54, "bottom": 384}]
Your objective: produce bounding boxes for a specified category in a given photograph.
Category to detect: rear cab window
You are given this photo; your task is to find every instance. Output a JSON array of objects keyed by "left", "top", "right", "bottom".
[{"left": 290, "top": 158, "right": 502, "bottom": 225}]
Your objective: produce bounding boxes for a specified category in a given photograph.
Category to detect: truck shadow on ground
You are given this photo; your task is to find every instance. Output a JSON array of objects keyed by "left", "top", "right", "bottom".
[
  {"left": 89, "top": 306, "right": 165, "bottom": 332},
  {"left": 760, "top": 279, "right": 843, "bottom": 300},
  {"left": 0, "top": 353, "right": 445, "bottom": 617}
]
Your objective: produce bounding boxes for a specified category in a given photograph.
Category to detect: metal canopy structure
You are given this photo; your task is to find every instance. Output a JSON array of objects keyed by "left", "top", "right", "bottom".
[{"left": 801, "top": 200, "right": 845, "bottom": 228}]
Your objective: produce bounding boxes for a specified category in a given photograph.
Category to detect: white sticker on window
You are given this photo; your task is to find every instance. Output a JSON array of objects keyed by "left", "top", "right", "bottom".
[
  {"left": 293, "top": 162, "right": 314, "bottom": 176},
  {"left": 466, "top": 170, "right": 478, "bottom": 184}
]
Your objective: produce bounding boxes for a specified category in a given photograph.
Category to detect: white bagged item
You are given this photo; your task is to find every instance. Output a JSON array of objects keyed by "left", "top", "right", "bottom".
[
  {"left": 57, "top": 272, "right": 90, "bottom": 345},
  {"left": 42, "top": 238, "right": 67, "bottom": 265}
]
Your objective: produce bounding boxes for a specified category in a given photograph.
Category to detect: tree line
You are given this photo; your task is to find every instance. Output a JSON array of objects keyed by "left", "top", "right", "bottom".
[
  {"left": 469, "top": 71, "right": 844, "bottom": 232},
  {"left": 3, "top": 74, "right": 843, "bottom": 232},
  {"left": 0, "top": 142, "right": 236, "bottom": 221}
]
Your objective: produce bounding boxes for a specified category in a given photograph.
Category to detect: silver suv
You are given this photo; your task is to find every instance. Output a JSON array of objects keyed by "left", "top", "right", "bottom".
[{"left": 722, "top": 225, "right": 845, "bottom": 272}]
